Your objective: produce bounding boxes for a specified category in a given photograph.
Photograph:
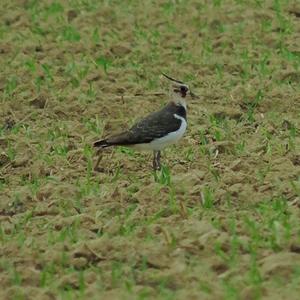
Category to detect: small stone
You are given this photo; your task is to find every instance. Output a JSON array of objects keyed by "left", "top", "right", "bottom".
[
  {"left": 12, "top": 156, "right": 28, "bottom": 168},
  {"left": 67, "top": 10, "right": 78, "bottom": 22},
  {"left": 110, "top": 44, "right": 131, "bottom": 56},
  {"left": 0, "top": 153, "right": 10, "bottom": 167},
  {"left": 29, "top": 95, "right": 47, "bottom": 109},
  {"left": 70, "top": 257, "right": 88, "bottom": 269},
  {"left": 290, "top": 243, "right": 300, "bottom": 253}
]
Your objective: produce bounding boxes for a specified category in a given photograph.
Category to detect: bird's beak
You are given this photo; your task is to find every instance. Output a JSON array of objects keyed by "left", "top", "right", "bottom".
[
  {"left": 161, "top": 73, "right": 184, "bottom": 84},
  {"left": 190, "top": 91, "right": 199, "bottom": 99}
]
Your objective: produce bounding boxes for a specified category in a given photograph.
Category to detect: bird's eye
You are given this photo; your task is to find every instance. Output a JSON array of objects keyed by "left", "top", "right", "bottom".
[{"left": 180, "top": 86, "right": 188, "bottom": 93}]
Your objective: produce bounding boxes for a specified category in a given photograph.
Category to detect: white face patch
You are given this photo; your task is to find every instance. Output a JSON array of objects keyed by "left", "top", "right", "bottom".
[{"left": 171, "top": 84, "right": 189, "bottom": 108}]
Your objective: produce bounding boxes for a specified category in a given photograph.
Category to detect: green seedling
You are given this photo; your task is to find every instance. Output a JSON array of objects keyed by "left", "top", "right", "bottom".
[
  {"left": 46, "top": 1, "right": 64, "bottom": 15},
  {"left": 153, "top": 165, "right": 171, "bottom": 185},
  {"left": 6, "top": 144, "right": 16, "bottom": 161},
  {"left": 24, "top": 59, "right": 36, "bottom": 73},
  {"left": 111, "top": 261, "right": 123, "bottom": 287},
  {"left": 40, "top": 263, "right": 56, "bottom": 287},
  {"left": 222, "top": 280, "right": 238, "bottom": 300},
  {"left": 116, "top": 146, "right": 135, "bottom": 156},
  {"left": 95, "top": 56, "right": 110, "bottom": 74},
  {"left": 61, "top": 25, "right": 81, "bottom": 42},
  {"left": 92, "top": 27, "right": 100, "bottom": 44},
  {"left": 201, "top": 186, "right": 215, "bottom": 208},
  {"left": 235, "top": 140, "right": 246, "bottom": 155},
  {"left": 4, "top": 76, "right": 17, "bottom": 97},
  {"left": 41, "top": 63, "right": 53, "bottom": 82},
  {"left": 11, "top": 266, "right": 22, "bottom": 286},
  {"left": 83, "top": 144, "right": 93, "bottom": 178}
]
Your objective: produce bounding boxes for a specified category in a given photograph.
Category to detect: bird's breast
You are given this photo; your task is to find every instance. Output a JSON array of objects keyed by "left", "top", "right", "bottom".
[{"left": 136, "top": 114, "right": 187, "bottom": 151}]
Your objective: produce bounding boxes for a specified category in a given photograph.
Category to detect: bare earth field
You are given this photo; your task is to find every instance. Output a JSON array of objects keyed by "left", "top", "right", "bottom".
[{"left": 1, "top": 0, "right": 300, "bottom": 299}]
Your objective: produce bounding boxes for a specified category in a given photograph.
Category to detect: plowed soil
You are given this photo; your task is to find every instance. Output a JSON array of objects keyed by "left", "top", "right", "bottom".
[{"left": 0, "top": 1, "right": 300, "bottom": 299}]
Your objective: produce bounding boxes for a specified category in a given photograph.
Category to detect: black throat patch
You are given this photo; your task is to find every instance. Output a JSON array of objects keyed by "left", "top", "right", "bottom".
[{"left": 174, "top": 104, "right": 187, "bottom": 120}]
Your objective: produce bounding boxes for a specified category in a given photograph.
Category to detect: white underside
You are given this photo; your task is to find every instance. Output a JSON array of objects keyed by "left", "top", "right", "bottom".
[{"left": 132, "top": 114, "right": 187, "bottom": 151}]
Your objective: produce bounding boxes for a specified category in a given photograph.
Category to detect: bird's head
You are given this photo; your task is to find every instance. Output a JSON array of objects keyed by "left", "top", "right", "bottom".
[{"left": 162, "top": 73, "right": 198, "bottom": 107}]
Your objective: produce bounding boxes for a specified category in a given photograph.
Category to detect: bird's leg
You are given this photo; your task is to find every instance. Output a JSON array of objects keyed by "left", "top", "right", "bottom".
[
  {"left": 153, "top": 151, "right": 157, "bottom": 171},
  {"left": 153, "top": 150, "right": 161, "bottom": 171},
  {"left": 94, "top": 149, "right": 103, "bottom": 171},
  {"left": 156, "top": 150, "right": 161, "bottom": 170}
]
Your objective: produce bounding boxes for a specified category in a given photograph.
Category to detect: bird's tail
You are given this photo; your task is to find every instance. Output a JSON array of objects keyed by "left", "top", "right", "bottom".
[
  {"left": 93, "top": 139, "right": 111, "bottom": 148},
  {"left": 94, "top": 132, "right": 131, "bottom": 149}
]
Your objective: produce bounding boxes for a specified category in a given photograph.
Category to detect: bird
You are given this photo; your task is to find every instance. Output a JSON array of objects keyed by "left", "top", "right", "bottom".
[{"left": 93, "top": 73, "right": 197, "bottom": 171}]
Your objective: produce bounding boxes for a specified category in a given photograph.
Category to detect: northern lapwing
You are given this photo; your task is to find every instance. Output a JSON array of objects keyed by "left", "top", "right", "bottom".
[{"left": 93, "top": 73, "right": 197, "bottom": 171}]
